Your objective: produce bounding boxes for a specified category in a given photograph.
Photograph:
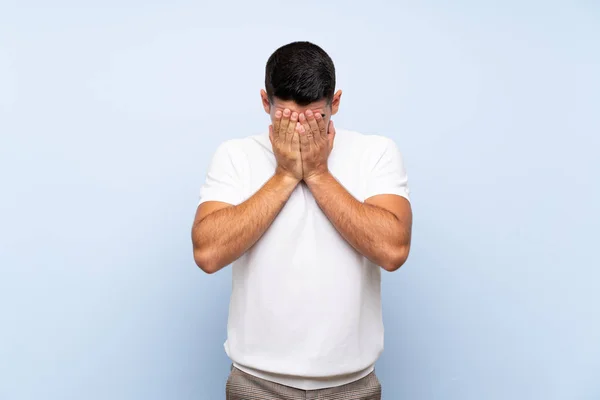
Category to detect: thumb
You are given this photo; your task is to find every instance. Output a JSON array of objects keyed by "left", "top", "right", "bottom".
[
  {"left": 328, "top": 120, "right": 336, "bottom": 137},
  {"left": 328, "top": 120, "right": 336, "bottom": 148}
]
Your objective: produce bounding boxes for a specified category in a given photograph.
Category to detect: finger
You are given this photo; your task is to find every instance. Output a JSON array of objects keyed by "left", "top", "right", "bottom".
[
  {"left": 279, "top": 109, "right": 291, "bottom": 140},
  {"left": 315, "top": 111, "right": 327, "bottom": 140},
  {"left": 273, "top": 110, "right": 282, "bottom": 138},
  {"left": 286, "top": 111, "right": 299, "bottom": 142},
  {"left": 305, "top": 110, "right": 320, "bottom": 141},
  {"left": 299, "top": 113, "right": 312, "bottom": 141},
  {"left": 298, "top": 121, "right": 310, "bottom": 152},
  {"left": 292, "top": 125, "right": 300, "bottom": 152}
]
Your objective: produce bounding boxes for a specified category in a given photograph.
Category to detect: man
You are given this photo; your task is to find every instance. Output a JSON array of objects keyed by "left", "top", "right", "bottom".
[{"left": 191, "top": 41, "right": 412, "bottom": 399}]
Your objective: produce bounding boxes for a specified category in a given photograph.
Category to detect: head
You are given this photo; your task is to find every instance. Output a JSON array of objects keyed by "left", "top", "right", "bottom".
[{"left": 261, "top": 41, "right": 342, "bottom": 130}]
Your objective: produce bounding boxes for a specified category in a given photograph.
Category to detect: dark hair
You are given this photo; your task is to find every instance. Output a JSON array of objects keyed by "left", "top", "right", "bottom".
[{"left": 265, "top": 41, "right": 336, "bottom": 106}]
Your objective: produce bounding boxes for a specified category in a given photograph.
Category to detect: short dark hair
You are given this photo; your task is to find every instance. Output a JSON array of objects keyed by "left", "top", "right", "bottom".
[{"left": 265, "top": 41, "right": 336, "bottom": 106}]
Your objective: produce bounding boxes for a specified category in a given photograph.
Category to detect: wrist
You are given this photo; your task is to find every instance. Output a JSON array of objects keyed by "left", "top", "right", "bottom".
[
  {"left": 304, "top": 169, "right": 331, "bottom": 186},
  {"left": 274, "top": 169, "right": 301, "bottom": 187}
]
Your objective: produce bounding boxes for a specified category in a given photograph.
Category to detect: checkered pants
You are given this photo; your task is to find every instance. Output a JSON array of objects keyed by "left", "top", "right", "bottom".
[{"left": 226, "top": 366, "right": 382, "bottom": 400}]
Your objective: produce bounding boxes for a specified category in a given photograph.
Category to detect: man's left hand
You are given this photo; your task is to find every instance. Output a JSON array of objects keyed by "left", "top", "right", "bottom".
[{"left": 297, "top": 110, "right": 335, "bottom": 182}]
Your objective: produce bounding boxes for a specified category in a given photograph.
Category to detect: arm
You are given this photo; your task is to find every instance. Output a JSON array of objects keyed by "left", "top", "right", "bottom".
[
  {"left": 192, "top": 108, "right": 303, "bottom": 274},
  {"left": 192, "top": 172, "right": 298, "bottom": 274},
  {"left": 304, "top": 173, "right": 412, "bottom": 271},
  {"left": 297, "top": 111, "right": 412, "bottom": 271}
]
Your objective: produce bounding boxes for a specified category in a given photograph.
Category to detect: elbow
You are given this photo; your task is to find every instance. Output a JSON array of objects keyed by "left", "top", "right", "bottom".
[
  {"left": 380, "top": 245, "right": 410, "bottom": 272},
  {"left": 193, "top": 248, "right": 220, "bottom": 274}
]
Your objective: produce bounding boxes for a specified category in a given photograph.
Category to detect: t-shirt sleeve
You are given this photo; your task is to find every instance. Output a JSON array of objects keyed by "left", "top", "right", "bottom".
[
  {"left": 198, "top": 142, "right": 244, "bottom": 206},
  {"left": 364, "top": 138, "right": 411, "bottom": 202}
]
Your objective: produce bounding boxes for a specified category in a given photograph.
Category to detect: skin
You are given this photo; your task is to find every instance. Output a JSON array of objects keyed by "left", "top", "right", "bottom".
[{"left": 191, "top": 89, "right": 412, "bottom": 273}]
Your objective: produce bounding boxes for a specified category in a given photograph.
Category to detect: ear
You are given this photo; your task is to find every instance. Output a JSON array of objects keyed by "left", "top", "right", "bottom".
[
  {"left": 260, "top": 89, "right": 271, "bottom": 115},
  {"left": 330, "top": 90, "right": 342, "bottom": 116}
]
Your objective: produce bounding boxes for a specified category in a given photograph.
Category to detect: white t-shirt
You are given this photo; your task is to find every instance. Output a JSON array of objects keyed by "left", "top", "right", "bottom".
[{"left": 198, "top": 128, "right": 410, "bottom": 390}]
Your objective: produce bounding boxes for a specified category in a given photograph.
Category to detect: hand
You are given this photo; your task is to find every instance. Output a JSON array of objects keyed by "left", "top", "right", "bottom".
[
  {"left": 298, "top": 110, "right": 335, "bottom": 181},
  {"left": 269, "top": 108, "right": 303, "bottom": 181}
]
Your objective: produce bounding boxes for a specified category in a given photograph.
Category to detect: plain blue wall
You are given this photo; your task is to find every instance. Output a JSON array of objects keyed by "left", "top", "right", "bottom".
[{"left": 1, "top": 1, "right": 598, "bottom": 399}]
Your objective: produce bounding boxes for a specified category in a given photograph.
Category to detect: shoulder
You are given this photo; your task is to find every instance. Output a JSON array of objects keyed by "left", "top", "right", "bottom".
[
  {"left": 337, "top": 128, "right": 400, "bottom": 157},
  {"left": 219, "top": 133, "right": 271, "bottom": 152},
  {"left": 213, "top": 137, "right": 248, "bottom": 154},
  {"left": 213, "top": 133, "right": 271, "bottom": 157}
]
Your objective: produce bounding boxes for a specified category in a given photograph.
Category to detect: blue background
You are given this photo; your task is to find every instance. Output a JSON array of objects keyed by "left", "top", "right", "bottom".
[{"left": 1, "top": 1, "right": 598, "bottom": 399}]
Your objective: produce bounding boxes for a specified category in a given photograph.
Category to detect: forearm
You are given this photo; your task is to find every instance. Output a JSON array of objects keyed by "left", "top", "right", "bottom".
[
  {"left": 305, "top": 172, "right": 410, "bottom": 271},
  {"left": 193, "top": 173, "right": 298, "bottom": 273}
]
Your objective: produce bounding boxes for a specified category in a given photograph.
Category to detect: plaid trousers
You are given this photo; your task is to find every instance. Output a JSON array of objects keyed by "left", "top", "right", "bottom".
[{"left": 226, "top": 366, "right": 382, "bottom": 400}]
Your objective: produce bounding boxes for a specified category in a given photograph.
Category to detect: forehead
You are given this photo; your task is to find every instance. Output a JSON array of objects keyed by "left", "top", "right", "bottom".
[{"left": 272, "top": 98, "right": 329, "bottom": 113}]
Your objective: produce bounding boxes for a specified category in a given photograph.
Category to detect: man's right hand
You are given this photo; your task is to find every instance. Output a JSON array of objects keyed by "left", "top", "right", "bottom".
[{"left": 269, "top": 109, "right": 303, "bottom": 181}]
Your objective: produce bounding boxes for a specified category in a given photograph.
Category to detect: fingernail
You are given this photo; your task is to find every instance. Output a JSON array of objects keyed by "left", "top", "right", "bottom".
[
  {"left": 299, "top": 113, "right": 305, "bottom": 122},
  {"left": 306, "top": 110, "right": 313, "bottom": 117},
  {"left": 275, "top": 111, "right": 282, "bottom": 118},
  {"left": 291, "top": 112, "right": 298, "bottom": 119},
  {"left": 283, "top": 109, "right": 290, "bottom": 116}
]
